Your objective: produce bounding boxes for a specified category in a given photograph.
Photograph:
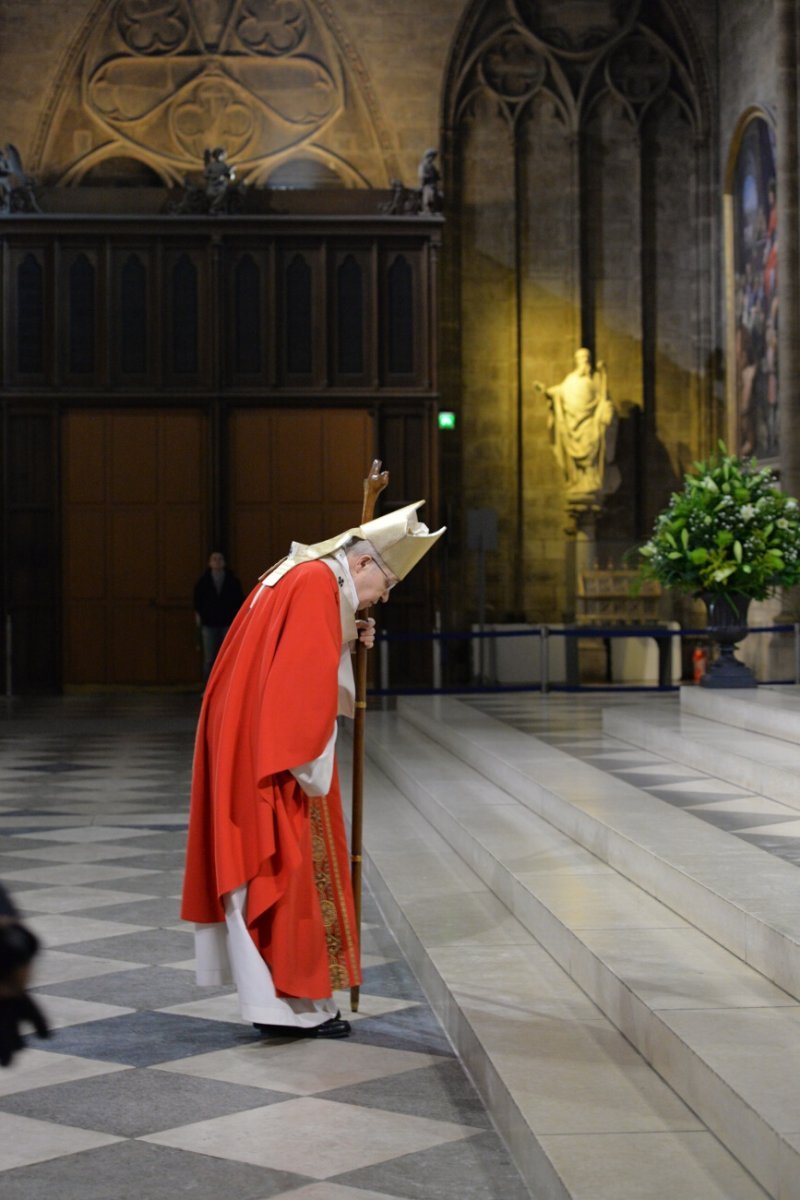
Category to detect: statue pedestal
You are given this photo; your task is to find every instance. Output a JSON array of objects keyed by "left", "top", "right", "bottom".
[{"left": 564, "top": 503, "right": 599, "bottom": 685}]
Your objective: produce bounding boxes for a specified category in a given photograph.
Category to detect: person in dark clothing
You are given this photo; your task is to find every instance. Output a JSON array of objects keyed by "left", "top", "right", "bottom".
[
  {"left": 0, "top": 881, "right": 48, "bottom": 1066},
  {"left": 193, "top": 551, "right": 245, "bottom": 681}
]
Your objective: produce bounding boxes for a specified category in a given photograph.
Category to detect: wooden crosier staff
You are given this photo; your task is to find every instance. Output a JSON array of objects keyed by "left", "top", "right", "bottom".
[{"left": 350, "top": 458, "right": 389, "bottom": 1012}]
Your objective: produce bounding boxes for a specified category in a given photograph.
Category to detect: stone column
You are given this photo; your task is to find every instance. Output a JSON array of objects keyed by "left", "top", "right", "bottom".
[{"left": 777, "top": 0, "right": 800, "bottom": 497}]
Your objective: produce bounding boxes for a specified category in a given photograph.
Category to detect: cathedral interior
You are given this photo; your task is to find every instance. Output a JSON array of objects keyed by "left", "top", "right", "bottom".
[{"left": 1, "top": 2, "right": 800, "bottom": 1198}]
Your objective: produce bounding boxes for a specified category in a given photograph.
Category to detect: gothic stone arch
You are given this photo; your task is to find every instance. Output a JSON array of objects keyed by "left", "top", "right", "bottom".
[{"left": 32, "top": 0, "right": 397, "bottom": 188}]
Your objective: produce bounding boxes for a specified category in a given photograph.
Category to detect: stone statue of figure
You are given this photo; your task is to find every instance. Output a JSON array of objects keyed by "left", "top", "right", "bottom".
[
  {"left": 203, "top": 146, "right": 235, "bottom": 214},
  {"left": 378, "top": 151, "right": 443, "bottom": 216},
  {"left": 0, "top": 143, "right": 40, "bottom": 214},
  {"left": 418, "top": 148, "right": 442, "bottom": 213},
  {"left": 169, "top": 146, "right": 245, "bottom": 216},
  {"left": 380, "top": 178, "right": 415, "bottom": 214},
  {"left": 534, "top": 348, "right": 620, "bottom": 505},
  {"left": 0, "top": 147, "right": 13, "bottom": 214}
]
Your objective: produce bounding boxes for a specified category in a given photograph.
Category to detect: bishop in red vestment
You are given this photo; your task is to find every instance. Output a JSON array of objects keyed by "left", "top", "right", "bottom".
[{"left": 181, "top": 502, "right": 444, "bottom": 1038}]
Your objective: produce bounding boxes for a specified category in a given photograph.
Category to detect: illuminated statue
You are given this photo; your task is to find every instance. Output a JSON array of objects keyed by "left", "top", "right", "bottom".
[{"left": 534, "top": 348, "right": 619, "bottom": 507}]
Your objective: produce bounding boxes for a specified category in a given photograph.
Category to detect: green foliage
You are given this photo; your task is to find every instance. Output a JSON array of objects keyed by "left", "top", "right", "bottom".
[{"left": 638, "top": 445, "right": 800, "bottom": 600}]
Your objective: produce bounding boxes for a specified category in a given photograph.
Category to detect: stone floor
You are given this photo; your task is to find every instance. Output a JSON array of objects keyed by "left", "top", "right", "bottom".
[{"left": 0, "top": 693, "right": 531, "bottom": 1200}]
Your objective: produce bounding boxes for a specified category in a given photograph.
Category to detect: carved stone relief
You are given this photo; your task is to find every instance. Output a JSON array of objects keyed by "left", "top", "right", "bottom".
[
  {"left": 452, "top": 0, "right": 700, "bottom": 134},
  {"left": 34, "top": 0, "right": 395, "bottom": 187}
]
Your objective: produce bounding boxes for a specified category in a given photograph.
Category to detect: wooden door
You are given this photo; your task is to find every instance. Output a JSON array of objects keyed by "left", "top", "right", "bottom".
[
  {"left": 63, "top": 409, "right": 208, "bottom": 685},
  {"left": 228, "top": 408, "right": 374, "bottom": 591}
]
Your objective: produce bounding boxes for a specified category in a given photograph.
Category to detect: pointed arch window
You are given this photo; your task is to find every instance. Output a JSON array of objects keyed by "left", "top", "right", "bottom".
[
  {"left": 120, "top": 255, "right": 147, "bottom": 376},
  {"left": 172, "top": 254, "right": 198, "bottom": 375},
  {"left": 337, "top": 254, "right": 364, "bottom": 375},
  {"left": 285, "top": 253, "right": 312, "bottom": 376},
  {"left": 17, "top": 254, "right": 44, "bottom": 375},
  {"left": 234, "top": 254, "right": 262, "bottom": 376},
  {"left": 387, "top": 255, "right": 414, "bottom": 376},
  {"left": 68, "top": 254, "right": 96, "bottom": 375}
]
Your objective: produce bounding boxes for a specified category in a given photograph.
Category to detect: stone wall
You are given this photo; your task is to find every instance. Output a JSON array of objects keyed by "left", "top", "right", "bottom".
[
  {"left": 0, "top": 0, "right": 95, "bottom": 154},
  {"left": 719, "top": 0, "right": 777, "bottom": 145},
  {"left": 2, "top": 0, "right": 783, "bottom": 634}
]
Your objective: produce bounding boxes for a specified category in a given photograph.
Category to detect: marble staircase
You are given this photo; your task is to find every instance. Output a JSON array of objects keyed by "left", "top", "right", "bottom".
[
  {"left": 603, "top": 686, "right": 800, "bottom": 808},
  {"left": 358, "top": 691, "right": 800, "bottom": 1200}
]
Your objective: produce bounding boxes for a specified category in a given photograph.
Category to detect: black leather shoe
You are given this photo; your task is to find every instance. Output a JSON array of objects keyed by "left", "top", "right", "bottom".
[{"left": 254, "top": 1015, "right": 351, "bottom": 1039}]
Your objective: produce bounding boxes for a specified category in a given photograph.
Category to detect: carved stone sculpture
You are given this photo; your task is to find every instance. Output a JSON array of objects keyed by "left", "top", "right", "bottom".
[
  {"left": 378, "top": 151, "right": 443, "bottom": 216},
  {"left": 0, "top": 144, "right": 41, "bottom": 214},
  {"left": 203, "top": 146, "right": 235, "bottom": 213},
  {"left": 169, "top": 146, "right": 245, "bottom": 215},
  {"left": 379, "top": 178, "right": 420, "bottom": 215},
  {"left": 418, "top": 148, "right": 443, "bottom": 213},
  {"left": 534, "top": 348, "right": 620, "bottom": 510}
]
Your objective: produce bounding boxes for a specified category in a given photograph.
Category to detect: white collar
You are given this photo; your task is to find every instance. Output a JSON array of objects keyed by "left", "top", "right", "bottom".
[{"left": 331, "top": 549, "right": 360, "bottom": 614}]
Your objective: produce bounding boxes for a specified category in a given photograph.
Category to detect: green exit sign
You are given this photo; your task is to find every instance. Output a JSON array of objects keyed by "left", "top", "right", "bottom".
[{"left": 438, "top": 411, "right": 456, "bottom": 430}]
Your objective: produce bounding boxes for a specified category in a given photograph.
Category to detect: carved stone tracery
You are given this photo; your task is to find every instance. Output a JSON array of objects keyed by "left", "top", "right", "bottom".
[
  {"left": 452, "top": 0, "right": 700, "bottom": 135},
  {"left": 35, "top": 0, "right": 396, "bottom": 187},
  {"left": 480, "top": 34, "right": 546, "bottom": 102},
  {"left": 115, "top": 0, "right": 191, "bottom": 55},
  {"left": 511, "top": 0, "right": 638, "bottom": 59},
  {"left": 84, "top": 0, "right": 340, "bottom": 169},
  {"left": 606, "top": 34, "right": 670, "bottom": 108}
]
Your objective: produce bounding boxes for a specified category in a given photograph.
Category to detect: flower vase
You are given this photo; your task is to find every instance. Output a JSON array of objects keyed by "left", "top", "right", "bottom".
[{"left": 700, "top": 591, "right": 757, "bottom": 688}]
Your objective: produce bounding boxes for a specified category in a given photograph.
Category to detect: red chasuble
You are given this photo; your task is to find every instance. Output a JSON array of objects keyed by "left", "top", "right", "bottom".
[{"left": 181, "top": 561, "right": 361, "bottom": 999}]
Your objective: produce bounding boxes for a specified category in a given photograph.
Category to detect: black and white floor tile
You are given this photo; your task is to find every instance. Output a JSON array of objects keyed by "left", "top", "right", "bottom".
[{"left": 0, "top": 694, "right": 531, "bottom": 1200}]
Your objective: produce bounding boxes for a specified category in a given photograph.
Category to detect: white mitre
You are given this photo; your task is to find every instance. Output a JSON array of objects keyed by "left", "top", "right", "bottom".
[{"left": 261, "top": 501, "right": 445, "bottom": 588}]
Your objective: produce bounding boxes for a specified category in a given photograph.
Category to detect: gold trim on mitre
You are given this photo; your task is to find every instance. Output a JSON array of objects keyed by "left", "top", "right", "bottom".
[{"left": 260, "top": 501, "right": 444, "bottom": 588}]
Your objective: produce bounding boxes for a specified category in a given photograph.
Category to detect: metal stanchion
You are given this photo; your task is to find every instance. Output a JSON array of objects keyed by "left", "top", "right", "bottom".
[
  {"left": 795, "top": 622, "right": 800, "bottom": 686},
  {"left": 539, "top": 625, "right": 549, "bottom": 694}
]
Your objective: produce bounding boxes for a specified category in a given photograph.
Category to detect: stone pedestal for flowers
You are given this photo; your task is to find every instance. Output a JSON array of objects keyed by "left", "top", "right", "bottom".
[
  {"left": 700, "top": 591, "right": 756, "bottom": 688},
  {"left": 638, "top": 446, "right": 800, "bottom": 688}
]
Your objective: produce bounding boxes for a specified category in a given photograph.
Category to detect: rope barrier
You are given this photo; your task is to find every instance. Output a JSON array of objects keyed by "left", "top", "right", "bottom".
[
  {"left": 376, "top": 623, "right": 796, "bottom": 642},
  {"left": 367, "top": 622, "right": 800, "bottom": 695}
]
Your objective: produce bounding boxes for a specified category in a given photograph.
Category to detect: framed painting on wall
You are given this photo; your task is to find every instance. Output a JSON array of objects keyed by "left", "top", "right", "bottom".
[{"left": 727, "top": 112, "right": 778, "bottom": 462}]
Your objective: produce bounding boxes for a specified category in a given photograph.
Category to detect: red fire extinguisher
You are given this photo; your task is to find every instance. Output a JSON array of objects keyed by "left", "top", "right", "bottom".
[{"left": 692, "top": 644, "right": 707, "bottom": 683}]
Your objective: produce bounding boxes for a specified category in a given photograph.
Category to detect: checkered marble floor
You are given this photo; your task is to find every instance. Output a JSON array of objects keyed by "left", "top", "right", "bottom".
[
  {"left": 0, "top": 694, "right": 531, "bottom": 1200},
  {"left": 467, "top": 692, "right": 800, "bottom": 867}
]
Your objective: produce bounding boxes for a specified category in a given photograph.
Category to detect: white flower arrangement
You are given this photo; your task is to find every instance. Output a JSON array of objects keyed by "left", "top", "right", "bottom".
[{"left": 638, "top": 445, "right": 800, "bottom": 600}]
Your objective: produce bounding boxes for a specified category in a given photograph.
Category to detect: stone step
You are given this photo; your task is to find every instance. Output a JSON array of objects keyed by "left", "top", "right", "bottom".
[
  {"left": 362, "top": 700, "right": 800, "bottom": 1200},
  {"left": 345, "top": 741, "right": 770, "bottom": 1200},
  {"left": 603, "top": 694, "right": 800, "bottom": 809},
  {"left": 682, "top": 684, "right": 800, "bottom": 745},
  {"left": 396, "top": 696, "right": 800, "bottom": 1002}
]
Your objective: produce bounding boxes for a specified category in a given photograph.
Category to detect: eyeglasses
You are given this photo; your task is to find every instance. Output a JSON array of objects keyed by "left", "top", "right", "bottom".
[{"left": 371, "top": 558, "right": 398, "bottom": 591}]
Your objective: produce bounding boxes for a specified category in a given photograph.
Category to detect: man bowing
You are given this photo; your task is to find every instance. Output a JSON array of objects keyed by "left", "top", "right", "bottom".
[{"left": 181, "top": 501, "right": 444, "bottom": 1038}]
